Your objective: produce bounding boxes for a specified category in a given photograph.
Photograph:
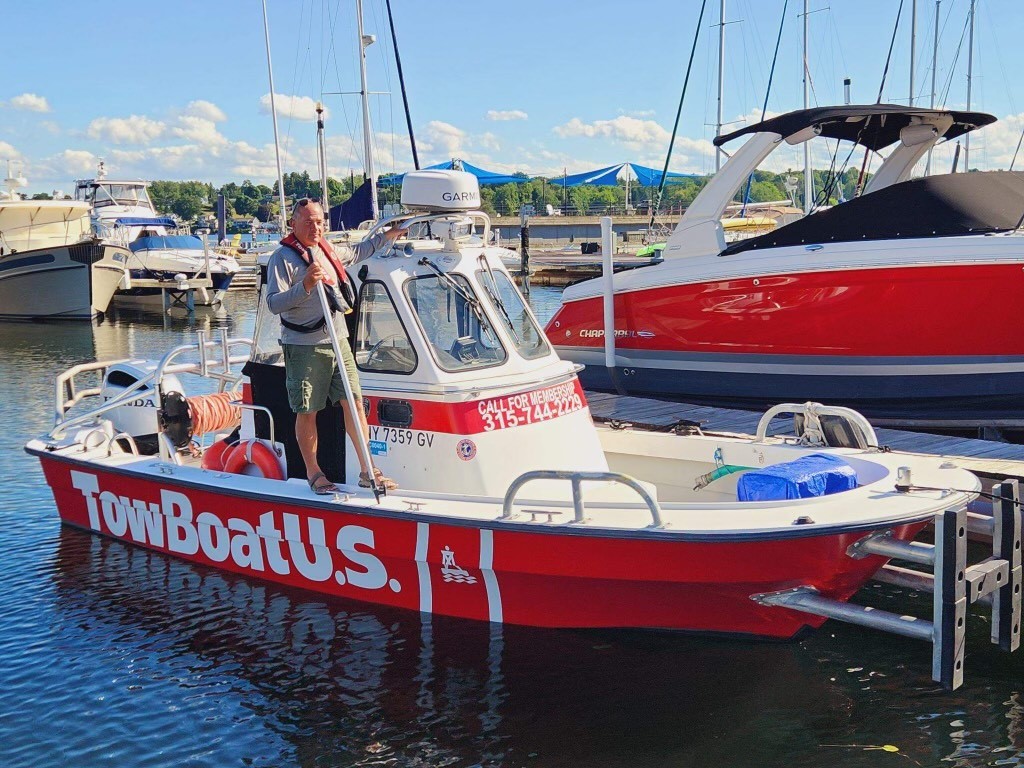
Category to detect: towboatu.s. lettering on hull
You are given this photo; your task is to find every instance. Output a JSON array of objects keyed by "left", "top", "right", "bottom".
[
  {"left": 70, "top": 470, "right": 398, "bottom": 590},
  {"left": 50, "top": 467, "right": 504, "bottom": 622}
]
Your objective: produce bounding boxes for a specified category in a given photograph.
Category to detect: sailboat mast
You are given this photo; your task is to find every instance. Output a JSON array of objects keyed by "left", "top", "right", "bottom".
[
  {"left": 316, "top": 102, "right": 329, "bottom": 217},
  {"left": 261, "top": 0, "right": 288, "bottom": 234},
  {"left": 356, "top": 0, "right": 379, "bottom": 219},
  {"left": 925, "top": 0, "right": 940, "bottom": 175},
  {"left": 802, "top": 0, "right": 812, "bottom": 213},
  {"left": 909, "top": 0, "right": 917, "bottom": 106},
  {"left": 716, "top": 0, "right": 726, "bottom": 172},
  {"left": 964, "top": 0, "right": 975, "bottom": 172}
]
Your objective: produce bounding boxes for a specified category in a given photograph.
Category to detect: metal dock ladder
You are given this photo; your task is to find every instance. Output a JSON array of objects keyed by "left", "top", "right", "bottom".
[{"left": 754, "top": 480, "right": 1022, "bottom": 690}]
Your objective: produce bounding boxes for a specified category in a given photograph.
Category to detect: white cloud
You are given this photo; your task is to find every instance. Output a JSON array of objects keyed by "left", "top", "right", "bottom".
[
  {"left": 551, "top": 115, "right": 718, "bottom": 172},
  {"left": 486, "top": 109, "right": 528, "bottom": 122},
  {"left": 0, "top": 141, "right": 20, "bottom": 159},
  {"left": 956, "top": 111, "right": 1024, "bottom": 170},
  {"left": 108, "top": 149, "right": 148, "bottom": 165},
  {"left": 424, "top": 121, "right": 467, "bottom": 156},
  {"left": 87, "top": 115, "right": 166, "bottom": 145},
  {"left": 172, "top": 116, "right": 228, "bottom": 149},
  {"left": 55, "top": 149, "right": 99, "bottom": 175},
  {"left": 258, "top": 93, "right": 328, "bottom": 122},
  {"left": 554, "top": 116, "right": 671, "bottom": 148},
  {"left": 9, "top": 93, "right": 51, "bottom": 113},
  {"left": 477, "top": 132, "right": 500, "bottom": 151},
  {"left": 183, "top": 100, "right": 227, "bottom": 122}
]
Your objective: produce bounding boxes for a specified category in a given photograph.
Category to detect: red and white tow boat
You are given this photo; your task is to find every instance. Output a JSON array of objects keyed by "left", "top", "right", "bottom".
[
  {"left": 29, "top": 170, "right": 982, "bottom": 639},
  {"left": 547, "top": 105, "right": 1024, "bottom": 426}
]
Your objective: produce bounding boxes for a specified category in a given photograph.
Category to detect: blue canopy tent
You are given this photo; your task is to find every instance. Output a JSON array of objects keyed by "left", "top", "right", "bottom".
[
  {"left": 545, "top": 163, "right": 695, "bottom": 213},
  {"left": 378, "top": 159, "right": 530, "bottom": 186},
  {"left": 627, "top": 163, "right": 694, "bottom": 188},
  {"left": 548, "top": 163, "right": 693, "bottom": 188},
  {"left": 549, "top": 164, "right": 625, "bottom": 188}
]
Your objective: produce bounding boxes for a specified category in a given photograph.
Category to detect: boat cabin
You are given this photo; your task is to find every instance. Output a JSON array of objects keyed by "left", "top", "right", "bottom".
[
  {"left": 0, "top": 200, "right": 94, "bottom": 255},
  {"left": 244, "top": 170, "right": 612, "bottom": 496},
  {"left": 74, "top": 178, "right": 153, "bottom": 212}
]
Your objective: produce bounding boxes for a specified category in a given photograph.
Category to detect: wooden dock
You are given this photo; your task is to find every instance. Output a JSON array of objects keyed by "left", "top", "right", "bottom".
[{"left": 585, "top": 391, "right": 1024, "bottom": 481}]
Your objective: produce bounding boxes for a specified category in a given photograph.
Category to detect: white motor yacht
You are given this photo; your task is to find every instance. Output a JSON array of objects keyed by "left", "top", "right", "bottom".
[
  {"left": 0, "top": 168, "right": 126, "bottom": 319},
  {"left": 74, "top": 162, "right": 240, "bottom": 305}
]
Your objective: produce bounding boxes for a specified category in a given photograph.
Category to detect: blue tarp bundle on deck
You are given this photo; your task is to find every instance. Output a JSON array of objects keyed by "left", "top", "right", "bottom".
[
  {"left": 128, "top": 235, "right": 204, "bottom": 252},
  {"left": 737, "top": 453, "right": 858, "bottom": 501}
]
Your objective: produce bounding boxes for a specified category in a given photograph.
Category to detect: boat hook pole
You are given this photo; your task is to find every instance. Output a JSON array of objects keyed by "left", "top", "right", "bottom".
[{"left": 316, "top": 283, "right": 382, "bottom": 502}]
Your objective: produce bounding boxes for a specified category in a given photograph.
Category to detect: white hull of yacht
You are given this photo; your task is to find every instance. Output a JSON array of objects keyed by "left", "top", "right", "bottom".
[{"left": 0, "top": 243, "right": 126, "bottom": 319}]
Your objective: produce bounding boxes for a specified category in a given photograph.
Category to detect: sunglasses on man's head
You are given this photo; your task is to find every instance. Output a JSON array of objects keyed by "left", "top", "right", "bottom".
[{"left": 292, "top": 198, "right": 323, "bottom": 219}]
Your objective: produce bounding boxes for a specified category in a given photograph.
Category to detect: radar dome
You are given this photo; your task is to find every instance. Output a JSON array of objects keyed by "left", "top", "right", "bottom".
[{"left": 401, "top": 170, "right": 481, "bottom": 212}]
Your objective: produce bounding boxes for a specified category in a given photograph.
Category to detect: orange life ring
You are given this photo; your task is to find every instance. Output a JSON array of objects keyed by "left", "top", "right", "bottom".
[
  {"left": 221, "top": 439, "right": 286, "bottom": 480},
  {"left": 201, "top": 438, "right": 235, "bottom": 471}
]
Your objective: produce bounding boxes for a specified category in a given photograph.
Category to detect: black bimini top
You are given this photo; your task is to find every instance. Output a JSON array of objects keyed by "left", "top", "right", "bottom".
[
  {"left": 714, "top": 104, "right": 996, "bottom": 151},
  {"left": 721, "top": 171, "right": 1024, "bottom": 256}
]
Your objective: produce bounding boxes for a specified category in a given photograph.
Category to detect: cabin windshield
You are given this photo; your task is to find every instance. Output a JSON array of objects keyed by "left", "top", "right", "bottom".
[
  {"left": 92, "top": 184, "right": 152, "bottom": 208},
  {"left": 405, "top": 273, "right": 507, "bottom": 372},
  {"left": 476, "top": 267, "right": 550, "bottom": 360}
]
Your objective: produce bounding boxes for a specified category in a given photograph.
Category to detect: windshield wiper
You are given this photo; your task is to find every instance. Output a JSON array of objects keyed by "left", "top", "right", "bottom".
[
  {"left": 477, "top": 254, "right": 520, "bottom": 344},
  {"left": 417, "top": 257, "right": 488, "bottom": 326}
]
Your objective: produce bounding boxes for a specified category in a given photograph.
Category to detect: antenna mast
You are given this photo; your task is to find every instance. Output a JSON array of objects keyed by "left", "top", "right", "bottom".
[
  {"left": 356, "top": 0, "right": 379, "bottom": 219},
  {"left": 262, "top": 0, "right": 288, "bottom": 234}
]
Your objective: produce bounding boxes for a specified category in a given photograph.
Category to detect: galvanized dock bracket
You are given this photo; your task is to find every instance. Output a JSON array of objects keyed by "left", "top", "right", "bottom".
[{"left": 753, "top": 480, "right": 1023, "bottom": 690}]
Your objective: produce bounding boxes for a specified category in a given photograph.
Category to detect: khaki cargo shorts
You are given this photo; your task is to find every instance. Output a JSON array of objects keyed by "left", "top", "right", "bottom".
[{"left": 282, "top": 342, "right": 362, "bottom": 414}]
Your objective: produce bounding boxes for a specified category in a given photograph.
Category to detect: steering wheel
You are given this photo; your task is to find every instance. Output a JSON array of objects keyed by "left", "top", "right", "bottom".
[{"left": 364, "top": 334, "right": 407, "bottom": 368}]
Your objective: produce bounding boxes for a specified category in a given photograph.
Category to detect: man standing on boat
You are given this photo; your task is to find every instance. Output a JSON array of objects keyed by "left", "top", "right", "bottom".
[{"left": 266, "top": 198, "right": 406, "bottom": 494}]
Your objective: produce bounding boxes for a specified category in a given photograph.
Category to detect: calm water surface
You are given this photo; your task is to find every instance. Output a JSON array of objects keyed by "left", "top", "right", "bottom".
[{"left": 1, "top": 290, "right": 1022, "bottom": 767}]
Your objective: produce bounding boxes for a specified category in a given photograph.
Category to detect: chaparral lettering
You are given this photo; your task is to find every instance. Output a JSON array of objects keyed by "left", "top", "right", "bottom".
[{"left": 68, "top": 471, "right": 390, "bottom": 590}]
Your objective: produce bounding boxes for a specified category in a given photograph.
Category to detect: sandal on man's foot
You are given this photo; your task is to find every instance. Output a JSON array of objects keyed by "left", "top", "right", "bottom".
[
  {"left": 308, "top": 471, "right": 340, "bottom": 495},
  {"left": 359, "top": 469, "right": 398, "bottom": 491}
]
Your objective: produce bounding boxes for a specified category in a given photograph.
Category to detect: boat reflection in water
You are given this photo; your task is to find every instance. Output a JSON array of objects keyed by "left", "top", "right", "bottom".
[{"left": 48, "top": 527, "right": 1024, "bottom": 767}]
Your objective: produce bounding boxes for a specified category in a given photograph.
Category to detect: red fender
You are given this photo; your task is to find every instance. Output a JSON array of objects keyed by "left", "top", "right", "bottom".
[
  {"left": 221, "top": 439, "right": 286, "bottom": 480},
  {"left": 201, "top": 438, "right": 235, "bottom": 471}
]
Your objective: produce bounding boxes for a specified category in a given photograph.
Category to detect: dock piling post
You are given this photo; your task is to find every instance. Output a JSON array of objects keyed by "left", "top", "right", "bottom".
[
  {"left": 933, "top": 508, "right": 968, "bottom": 689},
  {"left": 519, "top": 207, "right": 530, "bottom": 296},
  {"left": 993, "top": 480, "right": 1022, "bottom": 651},
  {"left": 601, "top": 216, "right": 625, "bottom": 394}
]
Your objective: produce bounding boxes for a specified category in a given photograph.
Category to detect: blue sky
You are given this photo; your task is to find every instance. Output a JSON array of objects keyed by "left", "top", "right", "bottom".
[{"left": 2, "top": 0, "right": 1022, "bottom": 193}]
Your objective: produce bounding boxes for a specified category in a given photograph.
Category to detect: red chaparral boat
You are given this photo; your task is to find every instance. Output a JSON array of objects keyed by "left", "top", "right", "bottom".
[
  {"left": 29, "top": 170, "right": 979, "bottom": 639},
  {"left": 546, "top": 105, "right": 1024, "bottom": 427}
]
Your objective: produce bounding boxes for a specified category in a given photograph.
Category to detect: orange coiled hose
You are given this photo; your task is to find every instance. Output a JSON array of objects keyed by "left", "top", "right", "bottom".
[{"left": 187, "top": 391, "right": 241, "bottom": 437}]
